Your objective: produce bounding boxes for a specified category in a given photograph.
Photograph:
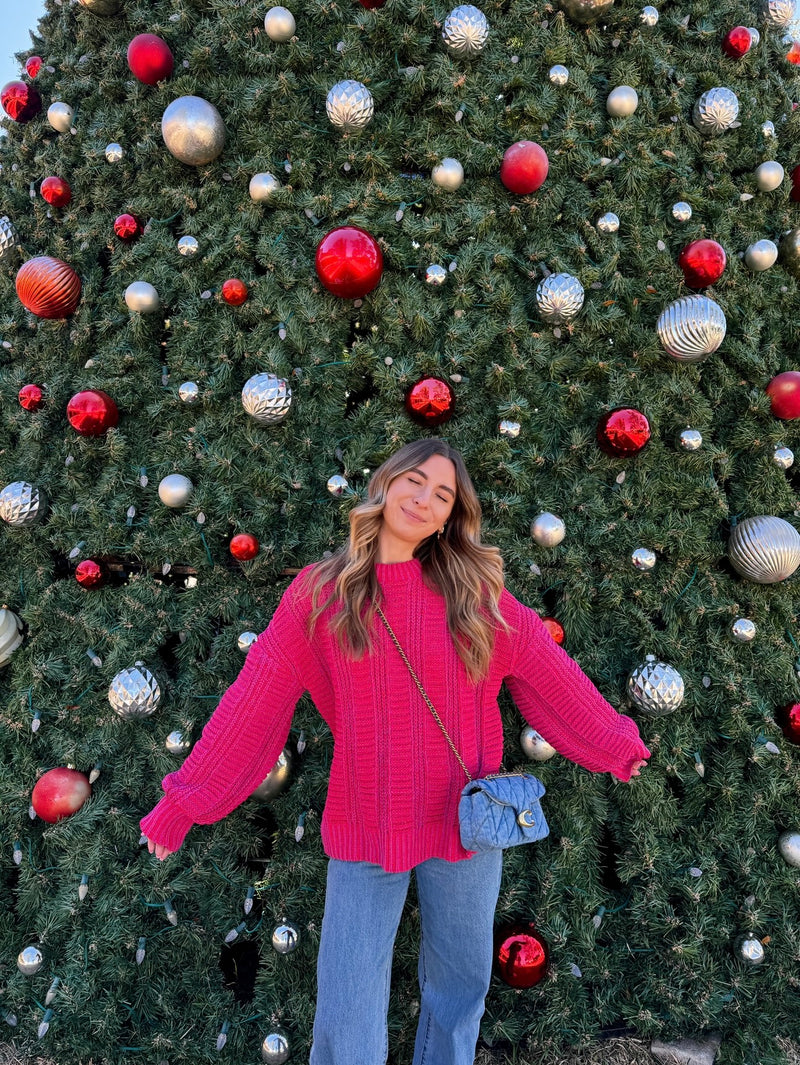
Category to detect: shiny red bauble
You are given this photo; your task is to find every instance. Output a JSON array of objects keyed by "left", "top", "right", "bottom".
[
  {"left": 766, "top": 371, "right": 800, "bottom": 420},
  {"left": 127, "top": 34, "right": 174, "bottom": 85},
  {"left": 404, "top": 377, "right": 456, "bottom": 427},
  {"left": 787, "top": 41, "right": 800, "bottom": 65},
  {"left": 67, "top": 390, "right": 119, "bottom": 436},
  {"left": 16, "top": 256, "right": 82, "bottom": 318},
  {"left": 221, "top": 278, "right": 249, "bottom": 306},
  {"left": 494, "top": 922, "right": 550, "bottom": 988},
  {"left": 76, "top": 559, "right": 106, "bottom": 588},
  {"left": 541, "top": 617, "right": 565, "bottom": 645},
  {"left": 19, "top": 384, "right": 44, "bottom": 411},
  {"left": 678, "top": 239, "right": 726, "bottom": 288},
  {"left": 230, "top": 533, "right": 260, "bottom": 561},
  {"left": 778, "top": 703, "right": 800, "bottom": 744},
  {"left": 114, "top": 213, "right": 143, "bottom": 242},
  {"left": 31, "top": 767, "right": 91, "bottom": 823},
  {"left": 25, "top": 56, "right": 43, "bottom": 78},
  {"left": 500, "top": 141, "right": 549, "bottom": 195},
  {"left": 597, "top": 407, "right": 651, "bottom": 456},
  {"left": 40, "top": 176, "right": 72, "bottom": 208},
  {"left": 722, "top": 26, "right": 752, "bottom": 58},
  {"left": 315, "top": 226, "right": 383, "bottom": 299},
  {"left": 1, "top": 80, "right": 42, "bottom": 123}
]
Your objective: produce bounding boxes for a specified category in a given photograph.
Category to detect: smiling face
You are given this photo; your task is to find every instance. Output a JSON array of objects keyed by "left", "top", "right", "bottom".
[{"left": 376, "top": 453, "right": 457, "bottom": 563}]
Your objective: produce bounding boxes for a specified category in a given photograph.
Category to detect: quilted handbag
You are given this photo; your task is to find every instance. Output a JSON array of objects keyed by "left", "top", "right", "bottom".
[{"left": 376, "top": 607, "right": 550, "bottom": 852}]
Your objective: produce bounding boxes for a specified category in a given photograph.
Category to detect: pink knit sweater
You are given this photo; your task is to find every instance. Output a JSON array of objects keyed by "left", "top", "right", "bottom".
[{"left": 140, "top": 558, "right": 650, "bottom": 872}]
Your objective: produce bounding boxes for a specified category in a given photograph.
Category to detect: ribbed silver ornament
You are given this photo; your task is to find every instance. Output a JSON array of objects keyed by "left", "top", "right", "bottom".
[
  {"left": 536, "top": 272, "right": 584, "bottom": 323},
  {"left": 627, "top": 655, "right": 685, "bottom": 715},
  {"left": 108, "top": 665, "right": 162, "bottom": 718},
  {"left": 728, "top": 515, "right": 800, "bottom": 583},
  {"left": 242, "top": 374, "right": 292, "bottom": 425},
  {"left": 656, "top": 295, "right": 726, "bottom": 362},
  {"left": 0, "top": 482, "right": 46, "bottom": 527},
  {"left": 0, "top": 216, "right": 20, "bottom": 261},
  {"left": 761, "top": 0, "right": 796, "bottom": 26},
  {"left": 692, "top": 88, "right": 739, "bottom": 135},
  {"left": 325, "top": 80, "right": 374, "bottom": 132},
  {"left": 442, "top": 5, "right": 489, "bottom": 55}
]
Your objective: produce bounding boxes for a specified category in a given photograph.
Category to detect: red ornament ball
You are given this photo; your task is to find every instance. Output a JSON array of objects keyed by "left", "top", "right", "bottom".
[
  {"left": 541, "top": 617, "right": 565, "bottom": 645},
  {"left": 358, "top": 0, "right": 387, "bottom": 6},
  {"left": 788, "top": 41, "right": 800, "bottom": 65},
  {"left": 221, "top": 278, "right": 249, "bottom": 306},
  {"left": 678, "top": 239, "right": 726, "bottom": 288},
  {"left": 778, "top": 703, "right": 800, "bottom": 744},
  {"left": 767, "top": 371, "right": 800, "bottom": 420},
  {"left": 40, "top": 176, "right": 72, "bottom": 208},
  {"left": 16, "top": 256, "right": 82, "bottom": 318},
  {"left": 500, "top": 141, "right": 549, "bottom": 195},
  {"left": 404, "top": 377, "right": 456, "bottom": 427},
  {"left": 1, "top": 80, "right": 42, "bottom": 123},
  {"left": 316, "top": 226, "right": 383, "bottom": 299},
  {"left": 31, "top": 767, "right": 91, "bottom": 823},
  {"left": 791, "top": 166, "right": 800, "bottom": 202},
  {"left": 19, "top": 384, "right": 44, "bottom": 411},
  {"left": 597, "top": 407, "right": 651, "bottom": 456},
  {"left": 494, "top": 922, "right": 550, "bottom": 988},
  {"left": 67, "top": 390, "right": 119, "bottom": 436},
  {"left": 114, "top": 213, "right": 143, "bottom": 242},
  {"left": 127, "top": 34, "right": 174, "bottom": 85},
  {"left": 76, "top": 559, "right": 105, "bottom": 588},
  {"left": 230, "top": 533, "right": 260, "bottom": 561},
  {"left": 722, "top": 26, "right": 752, "bottom": 58},
  {"left": 25, "top": 56, "right": 43, "bottom": 78}
]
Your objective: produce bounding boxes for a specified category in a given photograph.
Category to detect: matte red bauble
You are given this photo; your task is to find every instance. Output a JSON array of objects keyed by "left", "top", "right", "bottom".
[
  {"left": 500, "top": 141, "right": 549, "bottom": 195},
  {"left": 404, "top": 377, "right": 456, "bottom": 427},
  {"left": 358, "top": 0, "right": 387, "bottom": 7},
  {"left": 230, "top": 533, "right": 260, "bottom": 561},
  {"left": 76, "top": 559, "right": 105, "bottom": 588},
  {"left": 792, "top": 166, "right": 800, "bottom": 202},
  {"left": 722, "top": 26, "right": 752, "bottom": 58},
  {"left": 315, "top": 226, "right": 383, "bottom": 299},
  {"left": 221, "top": 278, "right": 249, "bottom": 305},
  {"left": 127, "top": 34, "right": 174, "bottom": 85},
  {"left": 541, "top": 617, "right": 565, "bottom": 645},
  {"left": 31, "top": 767, "right": 91, "bottom": 823},
  {"left": 19, "top": 384, "right": 44, "bottom": 411},
  {"left": 597, "top": 408, "right": 651, "bottom": 456},
  {"left": 40, "top": 176, "right": 72, "bottom": 208},
  {"left": 67, "top": 390, "right": 119, "bottom": 436},
  {"left": 766, "top": 371, "right": 800, "bottom": 420},
  {"left": 25, "top": 56, "right": 43, "bottom": 78},
  {"left": 778, "top": 703, "right": 800, "bottom": 744},
  {"left": 1, "top": 80, "right": 42, "bottom": 123},
  {"left": 114, "top": 213, "right": 143, "bottom": 241},
  {"left": 494, "top": 923, "right": 550, "bottom": 988},
  {"left": 678, "top": 239, "right": 726, "bottom": 288},
  {"left": 16, "top": 256, "right": 82, "bottom": 318}
]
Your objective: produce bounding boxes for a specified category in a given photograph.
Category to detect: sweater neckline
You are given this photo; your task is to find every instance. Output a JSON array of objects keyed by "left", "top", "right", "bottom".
[{"left": 374, "top": 557, "right": 423, "bottom": 586}]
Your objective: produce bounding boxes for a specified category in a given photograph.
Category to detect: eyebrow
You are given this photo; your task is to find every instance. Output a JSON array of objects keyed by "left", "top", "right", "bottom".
[{"left": 408, "top": 467, "right": 456, "bottom": 498}]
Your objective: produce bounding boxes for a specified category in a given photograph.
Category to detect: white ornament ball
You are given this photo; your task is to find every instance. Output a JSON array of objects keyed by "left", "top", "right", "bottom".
[
  {"left": 520, "top": 726, "right": 557, "bottom": 762},
  {"left": 755, "top": 161, "right": 784, "bottom": 191},
  {"left": 161, "top": 96, "right": 226, "bottom": 166},
  {"left": 105, "top": 142, "right": 124, "bottom": 162},
  {"left": 640, "top": 5, "right": 659, "bottom": 25},
  {"left": 47, "top": 102, "right": 74, "bottom": 133},
  {"left": 549, "top": 64, "right": 569, "bottom": 86},
  {"left": 778, "top": 830, "right": 800, "bottom": 867},
  {"left": 0, "top": 608, "right": 24, "bottom": 667},
  {"left": 731, "top": 618, "right": 756, "bottom": 643},
  {"left": 773, "top": 445, "right": 794, "bottom": 469},
  {"left": 432, "top": 157, "right": 465, "bottom": 190},
  {"left": 606, "top": 86, "right": 638, "bottom": 117},
  {"left": 249, "top": 172, "right": 281, "bottom": 202},
  {"left": 158, "top": 473, "right": 194, "bottom": 508},
  {"left": 124, "top": 281, "right": 160, "bottom": 313},
  {"left": 264, "top": 6, "right": 296, "bottom": 41},
  {"left": 531, "top": 512, "right": 566, "bottom": 547},
  {"left": 177, "top": 235, "right": 199, "bottom": 256},
  {"left": 597, "top": 212, "right": 620, "bottom": 234},
  {"left": 672, "top": 201, "right": 692, "bottom": 222},
  {"left": 17, "top": 946, "right": 44, "bottom": 976},
  {"left": 631, "top": 548, "right": 656, "bottom": 571},
  {"left": 744, "top": 239, "right": 778, "bottom": 272},
  {"left": 178, "top": 381, "right": 200, "bottom": 404},
  {"left": 238, "top": 631, "right": 259, "bottom": 653}
]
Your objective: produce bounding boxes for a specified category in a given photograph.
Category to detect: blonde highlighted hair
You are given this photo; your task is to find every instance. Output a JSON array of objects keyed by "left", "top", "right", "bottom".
[{"left": 300, "top": 439, "right": 509, "bottom": 682}]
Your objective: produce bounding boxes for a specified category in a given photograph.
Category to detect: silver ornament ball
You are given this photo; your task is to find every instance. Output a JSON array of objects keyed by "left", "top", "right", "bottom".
[
  {"left": 158, "top": 473, "right": 194, "bottom": 508},
  {"left": 761, "top": 119, "right": 775, "bottom": 138},
  {"left": 432, "top": 157, "right": 465, "bottom": 190},
  {"left": 261, "top": 1030, "right": 290, "bottom": 1065},
  {"left": 178, "top": 381, "right": 200, "bottom": 404},
  {"left": 0, "top": 481, "right": 46, "bottom": 527},
  {"left": 17, "top": 946, "right": 44, "bottom": 976},
  {"left": 425, "top": 264, "right": 448, "bottom": 285},
  {"left": 679, "top": 428, "right": 703, "bottom": 451},
  {"left": 606, "top": 86, "right": 638, "bottom": 117},
  {"left": 326, "top": 80, "right": 374, "bottom": 132},
  {"left": 731, "top": 618, "right": 757, "bottom": 643},
  {"left": 161, "top": 96, "right": 226, "bottom": 166},
  {"left": 177, "top": 235, "right": 199, "bottom": 257},
  {"left": 442, "top": 5, "right": 489, "bottom": 55},
  {"left": 264, "top": 6, "right": 296, "bottom": 41},
  {"left": 242, "top": 374, "right": 292, "bottom": 425},
  {"left": 531, "top": 512, "right": 566, "bottom": 547},
  {"left": 105, "top": 142, "right": 124, "bottom": 163},
  {"left": 498, "top": 419, "right": 521, "bottom": 438},
  {"left": 0, "top": 608, "right": 24, "bottom": 667},
  {"left": 640, "top": 5, "right": 659, "bottom": 25},
  {"left": 47, "top": 102, "right": 74, "bottom": 133},
  {"left": 108, "top": 664, "right": 162, "bottom": 718},
  {"left": 735, "top": 934, "right": 765, "bottom": 965},
  {"left": 628, "top": 655, "right": 685, "bottom": 715},
  {"left": 249, "top": 172, "right": 281, "bottom": 202},
  {"left": 251, "top": 749, "right": 292, "bottom": 800},
  {"left": 672, "top": 201, "right": 692, "bottom": 223},
  {"left": 166, "top": 730, "right": 191, "bottom": 754},
  {"left": 238, "top": 631, "right": 259, "bottom": 653},
  {"left": 761, "top": 0, "right": 796, "bottom": 26},
  {"left": 597, "top": 212, "right": 620, "bottom": 234},
  {"left": 773, "top": 445, "right": 794, "bottom": 469},
  {"left": 536, "top": 272, "right": 584, "bottom": 323},
  {"left": 631, "top": 548, "right": 656, "bottom": 571},
  {"left": 728, "top": 515, "right": 800, "bottom": 583},
  {"left": 657, "top": 295, "right": 726, "bottom": 362},
  {"left": 558, "top": 0, "right": 614, "bottom": 24},
  {"left": 327, "top": 474, "right": 350, "bottom": 497},
  {"left": 755, "top": 161, "right": 784, "bottom": 192},
  {"left": 778, "top": 830, "right": 800, "bottom": 867},
  {"left": 744, "top": 239, "right": 778, "bottom": 272},
  {"left": 520, "top": 726, "right": 557, "bottom": 762},
  {"left": 271, "top": 921, "right": 300, "bottom": 954},
  {"left": 0, "top": 216, "right": 21, "bottom": 261},
  {"left": 124, "top": 281, "right": 160, "bottom": 313},
  {"left": 549, "top": 64, "right": 569, "bottom": 85},
  {"left": 692, "top": 88, "right": 739, "bottom": 135},
  {"left": 749, "top": 27, "right": 762, "bottom": 44}
]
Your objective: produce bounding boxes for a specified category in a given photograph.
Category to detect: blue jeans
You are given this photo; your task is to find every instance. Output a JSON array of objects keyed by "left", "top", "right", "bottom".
[{"left": 309, "top": 850, "right": 504, "bottom": 1065}]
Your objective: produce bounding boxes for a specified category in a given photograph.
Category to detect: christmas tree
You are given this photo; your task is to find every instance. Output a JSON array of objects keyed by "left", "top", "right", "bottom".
[{"left": 2, "top": 0, "right": 800, "bottom": 1062}]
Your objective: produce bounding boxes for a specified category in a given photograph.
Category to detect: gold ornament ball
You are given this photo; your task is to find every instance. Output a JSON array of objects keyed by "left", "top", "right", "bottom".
[
  {"left": 161, "top": 96, "right": 226, "bottom": 166},
  {"left": 606, "top": 86, "right": 638, "bottom": 117},
  {"left": 17, "top": 946, "right": 44, "bottom": 976},
  {"left": 779, "top": 228, "right": 800, "bottom": 278},
  {"left": 558, "top": 0, "right": 614, "bottom": 24},
  {"left": 520, "top": 726, "right": 557, "bottom": 762},
  {"left": 79, "top": 0, "right": 123, "bottom": 12},
  {"left": 264, "top": 6, "right": 296, "bottom": 41},
  {"left": 432, "top": 157, "right": 464, "bottom": 190},
  {"left": 755, "top": 161, "right": 784, "bottom": 191},
  {"left": 249, "top": 172, "right": 281, "bottom": 202},
  {"left": 124, "top": 281, "right": 160, "bottom": 313},
  {"left": 744, "top": 239, "right": 778, "bottom": 272},
  {"left": 531, "top": 512, "right": 566, "bottom": 547},
  {"left": 251, "top": 748, "right": 292, "bottom": 800},
  {"left": 158, "top": 473, "right": 194, "bottom": 508},
  {"left": 47, "top": 102, "right": 74, "bottom": 133},
  {"left": 778, "top": 830, "right": 800, "bottom": 867}
]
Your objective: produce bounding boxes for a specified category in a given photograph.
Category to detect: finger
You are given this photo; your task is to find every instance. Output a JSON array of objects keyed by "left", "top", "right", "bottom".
[{"left": 146, "top": 839, "right": 155, "bottom": 854}]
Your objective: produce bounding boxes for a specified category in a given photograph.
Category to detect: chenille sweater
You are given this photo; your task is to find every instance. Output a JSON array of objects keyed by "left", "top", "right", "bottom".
[{"left": 140, "top": 558, "right": 650, "bottom": 873}]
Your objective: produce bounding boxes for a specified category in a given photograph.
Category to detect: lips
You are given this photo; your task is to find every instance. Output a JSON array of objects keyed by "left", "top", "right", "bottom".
[{"left": 401, "top": 506, "right": 426, "bottom": 524}]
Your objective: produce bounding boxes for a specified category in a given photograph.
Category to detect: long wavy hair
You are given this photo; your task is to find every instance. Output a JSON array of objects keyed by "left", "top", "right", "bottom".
[{"left": 300, "top": 439, "right": 510, "bottom": 682}]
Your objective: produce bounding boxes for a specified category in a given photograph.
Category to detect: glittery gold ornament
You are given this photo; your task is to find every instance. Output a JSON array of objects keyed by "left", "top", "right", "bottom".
[
  {"left": 558, "top": 0, "right": 614, "bottom": 24},
  {"left": 442, "top": 5, "right": 489, "bottom": 55},
  {"left": 325, "top": 80, "right": 374, "bottom": 132},
  {"left": 161, "top": 96, "right": 226, "bottom": 166},
  {"left": 728, "top": 515, "right": 800, "bottom": 583}
]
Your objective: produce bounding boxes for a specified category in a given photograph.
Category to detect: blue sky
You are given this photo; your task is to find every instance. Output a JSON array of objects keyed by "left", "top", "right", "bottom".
[{"left": 1, "top": 1, "right": 47, "bottom": 91}]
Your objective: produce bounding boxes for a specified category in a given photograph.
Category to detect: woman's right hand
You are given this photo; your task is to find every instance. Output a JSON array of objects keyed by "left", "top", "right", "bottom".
[{"left": 146, "top": 837, "right": 174, "bottom": 861}]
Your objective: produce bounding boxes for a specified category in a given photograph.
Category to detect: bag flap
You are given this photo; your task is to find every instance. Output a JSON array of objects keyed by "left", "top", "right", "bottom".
[{"left": 463, "top": 773, "right": 545, "bottom": 808}]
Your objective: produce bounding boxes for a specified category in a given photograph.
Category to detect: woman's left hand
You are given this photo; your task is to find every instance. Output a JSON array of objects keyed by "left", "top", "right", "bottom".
[{"left": 629, "top": 759, "right": 647, "bottom": 778}]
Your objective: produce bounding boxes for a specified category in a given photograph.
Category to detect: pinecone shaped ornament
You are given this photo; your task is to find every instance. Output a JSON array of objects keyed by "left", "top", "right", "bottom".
[
  {"left": 535, "top": 273, "right": 584, "bottom": 323},
  {"left": 108, "top": 663, "right": 162, "bottom": 718},
  {"left": 0, "top": 216, "right": 20, "bottom": 261},
  {"left": 692, "top": 88, "right": 739, "bottom": 135},
  {"left": 325, "top": 80, "right": 374, "bottom": 132},
  {"left": 627, "top": 655, "right": 685, "bottom": 715},
  {"left": 442, "top": 5, "right": 489, "bottom": 55},
  {"left": 0, "top": 481, "right": 47, "bottom": 526},
  {"left": 242, "top": 374, "right": 292, "bottom": 425},
  {"left": 761, "top": 0, "right": 796, "bottom": 26}
]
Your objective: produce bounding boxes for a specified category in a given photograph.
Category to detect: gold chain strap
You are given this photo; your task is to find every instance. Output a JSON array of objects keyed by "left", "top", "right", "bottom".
[{"left": 375, "top": 605, "right": 473, "bottom": 784}]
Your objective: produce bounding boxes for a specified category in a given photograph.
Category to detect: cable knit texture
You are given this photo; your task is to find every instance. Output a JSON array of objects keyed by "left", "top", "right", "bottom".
[{"left": 140, "top": 559, "right": 650, "bottom": 872}]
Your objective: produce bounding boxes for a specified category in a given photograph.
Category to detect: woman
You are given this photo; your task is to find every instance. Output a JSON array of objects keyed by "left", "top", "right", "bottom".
[{"left": 141, "top": 438, "right": 649, "bottom": 1065}]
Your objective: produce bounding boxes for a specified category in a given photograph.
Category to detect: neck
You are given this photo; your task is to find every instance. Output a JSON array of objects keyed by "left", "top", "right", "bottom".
[{"left": 376, "top": 528, "right": 417, "bottom": 564}]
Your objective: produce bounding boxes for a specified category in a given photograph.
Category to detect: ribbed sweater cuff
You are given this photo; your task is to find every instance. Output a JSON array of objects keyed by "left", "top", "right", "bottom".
[{"left": 140, "top": 796, "right": 195, "bottom": 852}]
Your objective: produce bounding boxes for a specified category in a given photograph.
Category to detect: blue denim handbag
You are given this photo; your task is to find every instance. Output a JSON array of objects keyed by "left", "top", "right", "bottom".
[{"left": 376, "top": 607, "right": 549, "bottom": 851}]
